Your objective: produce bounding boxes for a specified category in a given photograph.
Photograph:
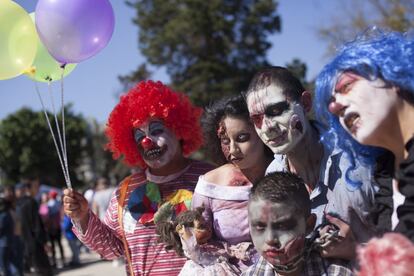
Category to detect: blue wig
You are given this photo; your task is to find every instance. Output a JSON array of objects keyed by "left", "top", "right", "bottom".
[{"left": 315, "top": 30, "right": 414, "bottom": 188}]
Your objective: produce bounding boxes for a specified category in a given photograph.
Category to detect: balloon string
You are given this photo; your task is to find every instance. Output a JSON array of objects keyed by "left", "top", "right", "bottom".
[
  {"left": 48, "top": 81, "right": 71, "bottom": 189},
  {"left": 60, "top": 64, "right": 69, "bottom": 170},
  {"left": 35, "top": 83, "right": 72, "bottom": 189},
  {"left": 60, "top": 66, "right": 71, "bottom": 188},
  {"left": 48, "top": 84, "right": 65, "bottom": 168}
]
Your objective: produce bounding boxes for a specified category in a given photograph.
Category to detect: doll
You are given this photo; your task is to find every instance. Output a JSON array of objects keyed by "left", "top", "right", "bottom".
[{"left": 156, "top": 206, "right": 253, "bottom": 275}]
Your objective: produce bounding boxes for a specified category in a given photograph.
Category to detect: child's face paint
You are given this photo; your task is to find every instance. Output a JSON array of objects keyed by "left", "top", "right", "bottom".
[{"left": 248, "top": 198, "right": 308, "bottom": 267}]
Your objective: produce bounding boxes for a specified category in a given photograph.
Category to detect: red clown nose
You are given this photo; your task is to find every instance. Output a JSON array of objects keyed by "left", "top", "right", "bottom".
[{"left": 141, "top": 137, "right": 153, "bottom": 149}]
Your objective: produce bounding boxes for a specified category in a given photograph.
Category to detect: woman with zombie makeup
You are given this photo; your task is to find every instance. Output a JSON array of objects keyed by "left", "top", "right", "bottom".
[
  {"left": 190, "top": 95, "right": 273, "bottom": 273},
  {"left": 315, "top": 30, "right": 414, "bottom": 242},
  {"left": 62, "top": 80, "right": 214, "bottom": 276}
]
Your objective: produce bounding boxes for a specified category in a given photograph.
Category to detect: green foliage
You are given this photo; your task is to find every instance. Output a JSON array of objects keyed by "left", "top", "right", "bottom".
[
  {"left": 85, "top": 120, "right": 130, "bottom": 184},
  {"left": 124, "top": 0, "right": 281, "bottom": 106},
  {"left": 286, "top": 58, "right": 308, "bottom": 87},
  {"left": 0, "top": 106, "right": 90, "bottom": 187},
  {"left": 318, "top": 0, "right": 414, "bottom": 55}
]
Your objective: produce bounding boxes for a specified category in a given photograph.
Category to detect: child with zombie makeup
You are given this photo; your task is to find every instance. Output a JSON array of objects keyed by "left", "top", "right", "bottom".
[
  {"left": 243, "top": 172, "right": 353, "bottom": 276},
  {"left": 191, "top": 95, "right": 273, "bottom": 272},
  {"left": 315, "top": 30, "right": 414, "bottom": 243},
  {"left": 245, "top": 66, "right": 375, "bottom": 261},
  {"left": 62, "top": 81, "right": 214, "bottom": 276}
]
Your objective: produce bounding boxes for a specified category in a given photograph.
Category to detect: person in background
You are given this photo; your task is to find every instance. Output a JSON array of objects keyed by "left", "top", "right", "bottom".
[
  {"left": 0, "top": 191, "right": 14, "bottom": 276},
  {"left": 15, "top": 180, "right": 53, "bottom": 276},
  {"left": 2, "top": 185, "right": 23, "bottom": 276},
  {"left": 61, "top": 214, "right": 80, "bottom": 267},
  {"left": 47, "top": 189, "right": 65, "bottom": 268},
  {"left": 63, "top": 80, "right": 214, "bottom": 275},
  {"left": 91, "top": 177, "right": 121, "bottom": 267},
  {"left": 92, "top": 177, "right": 115, "bottom": 221}
]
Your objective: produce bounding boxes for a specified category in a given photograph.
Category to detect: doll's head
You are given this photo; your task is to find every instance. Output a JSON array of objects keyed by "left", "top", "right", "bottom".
[{"left": 156, "top": 206, "right": 211, "bottom": 256}]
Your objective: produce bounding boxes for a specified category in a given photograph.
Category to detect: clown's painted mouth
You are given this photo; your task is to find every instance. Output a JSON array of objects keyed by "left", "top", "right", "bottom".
[
  {"left": 144, "top": 146, "right": 166, "bottom": 160},
  {"left": 344, "top": 112, "right": 360, "bottom": 134}
]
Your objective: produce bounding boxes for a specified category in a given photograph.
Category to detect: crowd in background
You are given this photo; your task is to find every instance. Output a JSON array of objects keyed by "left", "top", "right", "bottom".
[{"left": 0, "top": 176, "right": 116, "bottom": 276}]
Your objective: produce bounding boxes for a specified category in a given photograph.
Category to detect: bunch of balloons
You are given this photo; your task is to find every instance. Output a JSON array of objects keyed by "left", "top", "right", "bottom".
[{"left": 0, "top": 0, "right": 115, "bottom": 82}]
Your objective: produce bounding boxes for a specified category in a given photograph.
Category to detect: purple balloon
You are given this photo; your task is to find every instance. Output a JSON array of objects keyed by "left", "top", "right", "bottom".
[{"left": 35, "top": 0, "right": 115, "bottom": 64}]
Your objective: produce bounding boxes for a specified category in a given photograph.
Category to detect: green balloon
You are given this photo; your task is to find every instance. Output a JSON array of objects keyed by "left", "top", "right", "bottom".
[
  {"left": 27, "top": 13, "right": 77, "bottom": 83},
  {"left": 0, "top": 0, "right": 37, "bottom": 80}
]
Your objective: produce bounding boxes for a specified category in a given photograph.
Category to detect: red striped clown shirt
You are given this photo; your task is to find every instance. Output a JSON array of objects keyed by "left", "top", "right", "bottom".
[{"left": 73, "top": 160, "right": 214, "bottom": 275}]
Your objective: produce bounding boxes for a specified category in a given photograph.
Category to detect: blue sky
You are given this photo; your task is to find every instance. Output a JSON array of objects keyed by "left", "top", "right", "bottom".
[{"left": 0, "top": 0, "right": 338, "bottom": 124}]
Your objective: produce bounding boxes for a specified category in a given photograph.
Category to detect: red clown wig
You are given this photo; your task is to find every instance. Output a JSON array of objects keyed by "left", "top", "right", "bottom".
[{"left": 105, "top": 80, "right": 203, "bottom": 168}]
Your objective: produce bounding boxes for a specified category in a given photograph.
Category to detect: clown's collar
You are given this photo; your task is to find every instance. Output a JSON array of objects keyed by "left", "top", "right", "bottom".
[{"left": 145, "top": 162, "right": 192, "bottom": 183}]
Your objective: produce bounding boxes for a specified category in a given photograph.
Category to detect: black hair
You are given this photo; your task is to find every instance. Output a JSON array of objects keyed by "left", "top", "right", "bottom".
[
  {"left": 245, "top": 66, "right": 305, "bottom": 102},
  {"left": 201, "top": 94, "right": 273, "bottom": 165},
  {"left": 250, "top": 171, "right": 311, "bottom": 217}
]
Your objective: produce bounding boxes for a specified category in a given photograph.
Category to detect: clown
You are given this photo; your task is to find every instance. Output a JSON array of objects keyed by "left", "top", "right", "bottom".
[
  {"left": 315, "top": 30, "right": 414, "bottom": 242},
  {"left": 63, "top": 81, "right": 214, "bottom": 275},
  {"left": 245, "top": 66, "right": 375, "bottom": 261}
]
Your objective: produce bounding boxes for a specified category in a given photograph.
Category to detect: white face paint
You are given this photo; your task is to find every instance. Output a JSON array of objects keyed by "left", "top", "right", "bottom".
[
  {"left": 248, "top": 198, "right": 308, "bottom": 266},
  {"left": 246, "top": 85, "right": 308, "bottom": 154},
  {"left": 134, "top": 120, "right": 180, "bottom": 169},
  {"left": 218, "top": 117, "right": 266, "bottom": 170},
  {"left": 331, "top": 73, "right": 399, "bottom": 147}
]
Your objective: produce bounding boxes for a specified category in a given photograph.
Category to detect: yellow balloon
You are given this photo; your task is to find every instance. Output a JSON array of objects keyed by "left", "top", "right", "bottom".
[
  {"left": 0, "top": 0, "right": 37, "bottom": 80},
  {"left": 26, "top": 13, "right": 77, "bottom": 82}
]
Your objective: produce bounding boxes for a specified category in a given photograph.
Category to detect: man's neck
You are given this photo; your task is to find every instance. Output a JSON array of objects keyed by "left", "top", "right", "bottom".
[
  {"left": 241, "top": 155, "right": 273, "bottom": 184},
  {"left": 285, "top": 123, "right": 323, "bottom": 191}
]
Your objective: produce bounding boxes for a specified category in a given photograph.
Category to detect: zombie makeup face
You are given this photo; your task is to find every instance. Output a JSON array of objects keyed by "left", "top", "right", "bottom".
[
  {"left": 248, "top": 198, "right": 311, "bottom": 269},
  {"left": 133, "top": 120, "right": 180, "bottom": 169},
  {"left": 329, "top": 72, "right": 399, "bottom": 147},
  {"left": 217, "top": 116, "right": 265, "bottom": 170},
  {"left": 246, "top": 85, "right": 308, "bottom": 154}
]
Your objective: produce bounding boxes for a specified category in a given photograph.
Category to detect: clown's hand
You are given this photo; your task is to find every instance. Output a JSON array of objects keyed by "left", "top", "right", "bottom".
[{"left": 63, "top": 188, "right": 89, "bottom": 231}]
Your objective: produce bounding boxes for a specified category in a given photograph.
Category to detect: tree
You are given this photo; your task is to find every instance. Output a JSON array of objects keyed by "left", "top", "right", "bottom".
[
  {"left": 0, "top": 106, "right": 90, "bottom": 187},
  {"left": 286, "top": 58, "right": 309, "bottom": 87},
  {"left": 85, "top": 119, "right": 130, "bottom": 185},
  {"left": 318, "top": 0, "right": 414, "bottom": 54},
  {"left": 123, "top": 0, "right": 281, "bottom": 106}
]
